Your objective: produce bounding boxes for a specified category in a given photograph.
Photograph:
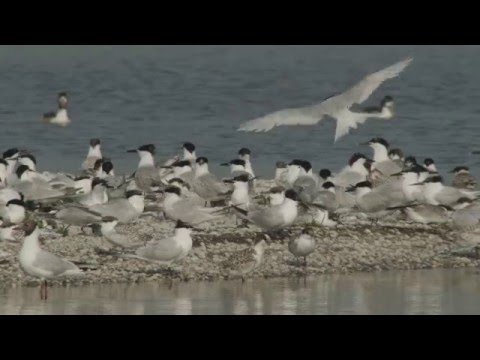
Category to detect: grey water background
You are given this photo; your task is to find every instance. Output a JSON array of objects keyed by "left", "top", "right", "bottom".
[
  {"left": 1, "top": 45, "right": 479, "bottom": 180},
  {"left": 2, "top": 269, "right": 480, "bottom": 315}
]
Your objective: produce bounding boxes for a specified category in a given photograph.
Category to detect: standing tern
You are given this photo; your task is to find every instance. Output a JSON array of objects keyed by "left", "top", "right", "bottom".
[
  {"left": 162, "top": 186, "right": 224, "bottom": 225},
  {"left": 221, "top": 234, "right": 269, "bottom": 282},
  {"left": 411, "top": 176, "right": 480, "bottom": 206},
  {"left": 232, "top": 189, "right": 303, "bottom": 232},
  {"left": 127, "top": 144, "right": 162, "bottom": 192},
  {"left": 346, "top": 181, "right": 393, "bottom": 220},
  {"left": 288, "top": 227, "right": 316, "bottom": 268},
  {"left": 238, "top": 57, "right": 413, "bottom": 142},
  {"left": 121, "top": 220, "right": 194, "bottom": 267},
  {"left": 0, "top": 199, "right": 26, "bottom": 224},
  {"left": 89, "top": 190, "right": 145, "bottom": 223},
  {"left": 81, "top": 139, "right": 102, "bottom": 171},
  {"left": 423, "top": 158, "right": 438, "bottom": 174},
  {"left": 192, "top": 157, "right": 230, "bottom": 206},
  {"left": 364, "top": 137, "right": 402, "bottom": 179}
]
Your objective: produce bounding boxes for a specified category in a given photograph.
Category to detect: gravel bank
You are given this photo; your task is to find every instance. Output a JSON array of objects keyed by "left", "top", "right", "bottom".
[{"left": 1, "top": 180, "right": 479, "bottom": 289}]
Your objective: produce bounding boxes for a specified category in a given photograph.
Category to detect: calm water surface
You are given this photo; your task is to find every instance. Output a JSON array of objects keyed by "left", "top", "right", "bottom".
[
  {"left": 1, "top": 269, "right": 480, "bottom": 315},
  {"left": 1, "top": 45, "right": 480, "bottom": 180}
]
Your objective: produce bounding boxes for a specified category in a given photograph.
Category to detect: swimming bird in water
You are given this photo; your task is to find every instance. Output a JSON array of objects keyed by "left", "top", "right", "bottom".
[
  {"left": 16, "top": 220, "right": 84, "bottom": 300},
  {"left": 238, "top": 57, "right": 413, "bottom": 142},
  {"left": 42, "top": 92, "right": 71, "bottom": 127}
]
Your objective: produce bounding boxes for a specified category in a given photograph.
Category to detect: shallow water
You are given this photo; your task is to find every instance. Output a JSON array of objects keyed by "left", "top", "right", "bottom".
[
  {"left": 1, "top": 269, "right": 480, "bottom": 315},
  {"left": 1, "top": 45, "right": 480, "bottom": 181}
]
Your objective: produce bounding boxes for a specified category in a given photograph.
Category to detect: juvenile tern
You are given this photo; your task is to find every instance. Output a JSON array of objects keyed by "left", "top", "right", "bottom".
[
  {"left": 192, "top": 157, "right": 230, "bottom": 206},
  {"left": 450, "top": 166, "right": 477, "bottom": 190},
  {"left": 221, "top": 234, "right": 269, "bottom": 281},
  {"left": 288, "top": 227, "right": 316, "bottom": 268},
  {"left": 232, "top": 189, "right": 303, "bottom": 232},
  {"left": 162, "top": 186, "right": 223, "bottom": 225}
]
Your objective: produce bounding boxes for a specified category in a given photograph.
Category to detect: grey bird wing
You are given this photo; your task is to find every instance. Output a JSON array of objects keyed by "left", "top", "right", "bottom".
[
  {"left": 33, "top": 250, "right": 81, "bottom": 277},
  {"left": 293, "top": 176, "right": 317, "bottom": 203},
  {"left": 373, "top": 160, "right": 403, "bottom": 178},
  {"left": 238, "top": 57, "right": 412, "bottom": 142},
  {"left": 358, "top": 192, "right": 390, "bottom": 213},
  {"left": 311, "top": 191, "right": 338, "bottom": 212},
  {"left": 169, "top": 201, "right": 221, "bottom": 224},
  {"left": 135, "top": 166, "right": 160, "bottom": 190},
  {"left": 193, "top": 174, "right": 229, "bottom": 200},
  {"left": 373, "top": 177, "right": 406, "bottom": 206},
  {"left": 135, "top": 238, "right": 182, "bottom": 262},
  {"left": 332, "top": 170, "right": 365, "bottom": 188},
  {"left": 55, "top": 207, "right": 102, "bottom": 226}
]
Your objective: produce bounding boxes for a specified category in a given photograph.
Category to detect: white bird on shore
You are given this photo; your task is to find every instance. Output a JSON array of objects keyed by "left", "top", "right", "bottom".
[
  {"left": 0, "top": 199, "right": 26, "bottom": 225},
  {"left": 127, "top": 144, "right": 162, "bottom": 192},
  {"left": 232, "top": 189, "right": 303, "bottom": 232},
  {"left": 411, "top": 176, "right": 480, "bottom": 206},
  {"left": 268, "top": 186, "right": 286, "bottom": 206},
  {"left": 238, "top": 57, "right": 413, "bottom": 142},
  {"left": 77, "top": 178, "right": 110, "bottom": 207},
  {"left": 182, "top": 142, "right": 197, "bottom": 166},
  {"left": 162, "top": 186, "right": 223, "bottom": 225},
  {"left": 288, "top": 227, "right": 316, "bottom": 268},
  {"left": 192, "top": 157, "right": 230, "bottom": 206},
  {"left": 81, "top": 139, "right": 102, "bottom": 171},
  {"left": 16, "top": 220, "right": 84, "bottom": 300},
  {"left": 423, "top": 158, "right": 438, "bottom": 174},
  {"left": 121, "top": 220, "right": 194, "bottom": 267},
  {"left": 0, "top": 222, "right": 20, "bottom": 242},
  {"left": 89, "top": 190, "right": 145, "bottom": 223},
  {"left": 42, "top": 92, "right": 71, "bottom": 127},
  {"left": 364, "top": 137, "right": 402, "bottom": 179},
  {"left": 346, "top": 181, "right": 393, "bottom": 221}
]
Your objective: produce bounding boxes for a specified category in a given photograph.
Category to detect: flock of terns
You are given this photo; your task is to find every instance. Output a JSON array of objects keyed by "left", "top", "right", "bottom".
[{"left": 2, "top": 56, "right": 479, "bottom": 301}]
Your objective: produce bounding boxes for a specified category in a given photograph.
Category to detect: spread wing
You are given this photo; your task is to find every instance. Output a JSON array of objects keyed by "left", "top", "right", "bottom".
[{"left": 238, "top": 57, "right": 413, "bottom": 139}]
